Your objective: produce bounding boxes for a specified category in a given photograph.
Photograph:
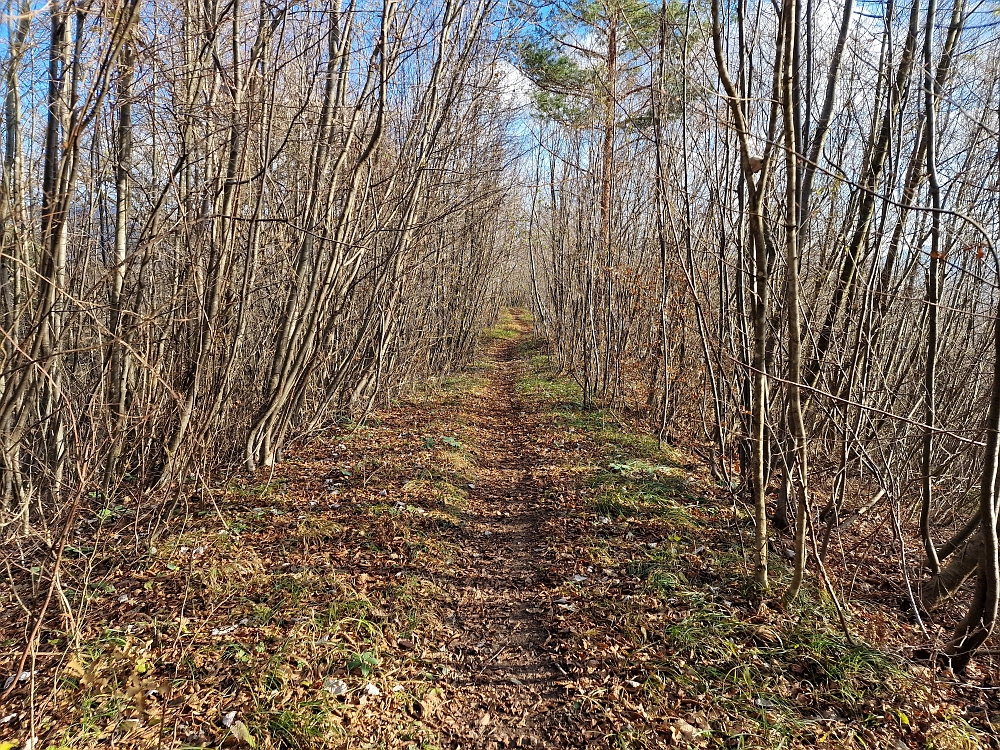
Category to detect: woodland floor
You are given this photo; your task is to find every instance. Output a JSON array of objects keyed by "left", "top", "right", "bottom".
[{"left": 3, "top": 310, "right": 1000, "bottom": 749}]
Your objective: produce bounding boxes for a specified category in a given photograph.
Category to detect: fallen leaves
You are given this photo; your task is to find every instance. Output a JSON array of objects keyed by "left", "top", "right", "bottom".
[
  {"left": 229, "top": 719, "right": 255, "bottom": 747},
  {"left": 2, "top": 321, "right": 998, "bottom": 750}
]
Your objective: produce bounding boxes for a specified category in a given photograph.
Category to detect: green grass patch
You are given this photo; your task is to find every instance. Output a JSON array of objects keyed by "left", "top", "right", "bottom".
[
  {"left": 553, "top": 403, "right": 679, "bottom": 464},
  {"left": 482, "top": 307, "right": 526, "bottom": 341},
  {"left": 785, "top": 624, "right": 901, "bottom": 708},
  {"left": 590, "top": 461, "right": 692, "bottom": 524},
  {"left": 645, "top": 579, "right": 910, "bottom": 746},
  {"left": 593, "top": 483, "right": 691, "bottom": 525},
  {"left": 515, "top": 347, "right": 584, "bottom": 406},
  {"left": 256, "top": 702, "right": 344, "bottom": 749},
  {"left": 518, "top": 370, "right": 583, "bottom": 404},
  {"left": 518, "top": 333, "right": 547, "bottom": 353},
  {"left": 926, "top": 717, "right": 990, "bottom": 750}
]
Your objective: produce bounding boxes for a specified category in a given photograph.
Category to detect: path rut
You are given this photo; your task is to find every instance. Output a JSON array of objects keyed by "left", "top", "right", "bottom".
[{"left": 432, "top": 323, "right": 583, "bottom": 748}]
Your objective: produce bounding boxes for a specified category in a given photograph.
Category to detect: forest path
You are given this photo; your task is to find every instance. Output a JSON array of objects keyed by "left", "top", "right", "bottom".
[
  {"left": 429, "top": 312, "right": 571, "bottom": 748},
  {"left": 6, "top": 309, "right": 978, "bottom": 750}
]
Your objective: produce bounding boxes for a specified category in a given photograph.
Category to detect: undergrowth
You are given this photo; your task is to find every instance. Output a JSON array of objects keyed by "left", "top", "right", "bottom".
[
  {"left": 515, "top": 348, "right": 990, "bottom": 749},
  {"left": 5, "top": 316, "right": 992, "bottom": 750}
]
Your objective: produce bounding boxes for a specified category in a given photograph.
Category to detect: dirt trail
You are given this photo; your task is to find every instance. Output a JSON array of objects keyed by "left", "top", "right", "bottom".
[
  {"left": 432, "top": 316, "right": 577, "bottom": 748},
  {"left": 8, "top": 310, "right": 996, "bottom": 750}
]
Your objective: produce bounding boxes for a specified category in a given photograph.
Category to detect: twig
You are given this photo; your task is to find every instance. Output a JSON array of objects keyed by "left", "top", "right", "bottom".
[
  {"left": 1, "top": 479, "right": 87, "bottom": 705},
  {"left": 5, "top": 560, "right": 33, "bottom": 616},
  {"left": 475, "top": 644, "right": 509, "bottom": 676},
  {"left": 807, "top": 509, "right": 854, "bottom": 645},
  {"left": 892, "top": 499, "right": 929, "bottom": 638}
]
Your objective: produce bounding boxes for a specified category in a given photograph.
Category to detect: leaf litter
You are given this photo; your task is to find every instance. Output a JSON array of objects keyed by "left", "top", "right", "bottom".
[{"left": 1, "top": 311, "right": 997, "bottom": 749}]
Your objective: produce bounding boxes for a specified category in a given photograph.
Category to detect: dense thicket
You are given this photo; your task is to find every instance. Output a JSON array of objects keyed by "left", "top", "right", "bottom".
[
  {"left": 520, "top": 0, "right": 1000, "bottom": 668},
  {"left": 0, "top": 0, "right": 519, "bottom": 541}
]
